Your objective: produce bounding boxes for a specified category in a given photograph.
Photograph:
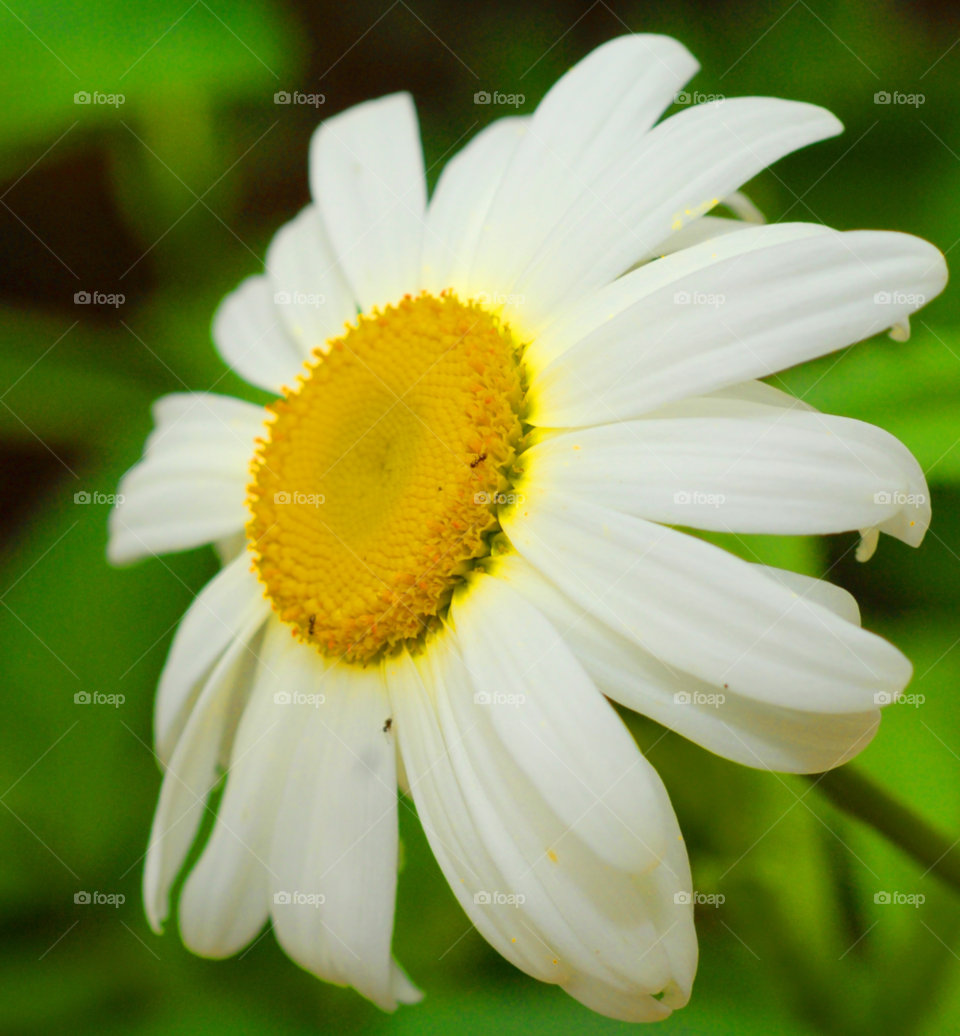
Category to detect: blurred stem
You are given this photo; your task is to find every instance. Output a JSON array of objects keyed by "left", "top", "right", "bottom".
[{"left": 806, "top": 767, "right": 960, "bottom": 893}]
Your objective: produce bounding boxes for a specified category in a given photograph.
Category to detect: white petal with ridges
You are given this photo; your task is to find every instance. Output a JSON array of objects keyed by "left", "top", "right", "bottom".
[
  {"left": 471, "top": 35, "right": 699, "bottom": 302},
  {"left": 212, "top": 274, "right": 304, "bottom": 394},
  {"left": 311, "top": 93, "right": 426, "bottom": 311},
  {"left": 515, "top": 99, "right": 843, "bottom": 327},
  {"left": 490, "top": 553, "right": 879, "bottom": 773},
  {"left": 143, "top": 627, "right": 263, "bottom": 933},
  {"left": 155, "top": 552, "right": 269, "bottom": 766},
  {"left": 451, "top": 572, "right": 667, "bottom": 872},
  {"left": 269, "top": 660, "right": 409, "bottom": 1011},
  {"left": 517, "top": 409, "right": 929, "bottom": 544},
  {"left": 387, "top": 622, "right": 696, "bottom": 1022},
  {"left": 421, "top": 117, "right": 529, "bottom": 297},
  {"left": 502, "top": 492, "right": 911, "bottom": 713},
  {"left": 178, "top": 619, "right": 321, "bottom": 959},
  {"left": 526, "top": 222, "right": 831, "bottom": 373},
  {"left": 265, "top": 204, "right": 358, "bottom": 355},
  {"left": 528, "top": 228, "right": 947, "bottom": 426},
  {"left": 109, "top": 393, "right": 264, "bottom": 564}
]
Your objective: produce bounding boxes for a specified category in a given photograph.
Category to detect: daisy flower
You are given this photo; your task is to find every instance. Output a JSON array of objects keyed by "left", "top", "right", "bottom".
[{"left": 110, "top": 34, "right": 947, "bottom": 1023}]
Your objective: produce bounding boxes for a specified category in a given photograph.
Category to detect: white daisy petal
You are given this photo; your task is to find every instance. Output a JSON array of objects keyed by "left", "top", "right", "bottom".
[
  {"left": 471, "top": 34, "right": 699, "bottom": 301},
  {"left": 517, "top": 409, "right": 930, "bottom": 544},
  {"left": 155, "top": 552, "right": 269, "bottom": 765},
  {"left": 754, "top": 565, "right": 860, "bottom": 627},
  {"left": 143, "top": 624, "right": 263, "bottom": 933},
  {"left": 450, "top": 572, "right": 668, "bottom": 872},
  {"left": 651, "top": 214, "right": 754, "bottom": 257},
  {"left": 265, "top": 204, "right": 358, "bottom": 355},
  {"left": 269, "top": 658, "right": 409, "bottom": 1011},
  {"left": 310, "top": 93, "right": 426, "bottom": 311},
  {"left": 109, "top": 393, "right": 265, "bottom": 564},
  {"left": 421, "top": 116, "right": 529, "bottom": 296},
  {"left": 491, "top": 552, "right": 879, "bottom": 773},
  {"left": 526, "top": 222, "right": 832, "bottom": 373},
  {"left": 178, "top": 619, "right": 319, "bottom": 959},
  {"left": 528, "top": 227, "right": 947, "bottom": 426},
  {"left": 387, "top": 626, "right": 696, "bottom": 1022},
  {"left": 515, "top": 98, "right": 843, "bottom": 327},
  {"left": 212, "top": 274, "right": 304, "bottom": 394},
  {"left": 502, "top": 492, "right": 911, "bottom": 713}
]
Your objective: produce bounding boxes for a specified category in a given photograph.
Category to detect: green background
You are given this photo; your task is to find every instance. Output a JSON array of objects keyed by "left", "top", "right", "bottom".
[{"left": 1, "top": 1, "right": 959, "bottom": 1032}]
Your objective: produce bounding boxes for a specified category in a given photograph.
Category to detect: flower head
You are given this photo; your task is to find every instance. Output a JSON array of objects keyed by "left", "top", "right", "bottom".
[{"left": 110, "top": 33, "right": 946, "bottom": 1022}]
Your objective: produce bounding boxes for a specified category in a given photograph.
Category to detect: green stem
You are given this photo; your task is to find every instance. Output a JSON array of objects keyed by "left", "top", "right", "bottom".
[{"left": 805, "top": 767, "right": 960, "bottom": 894}]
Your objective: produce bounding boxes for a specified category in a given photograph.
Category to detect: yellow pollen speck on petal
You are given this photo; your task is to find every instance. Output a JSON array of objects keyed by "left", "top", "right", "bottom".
[
  {"left": 547, "top": 849, "right": 558, "bottom": 862},
  {"left": 247, "top": 291, "right": 525, "bottom": 663}
]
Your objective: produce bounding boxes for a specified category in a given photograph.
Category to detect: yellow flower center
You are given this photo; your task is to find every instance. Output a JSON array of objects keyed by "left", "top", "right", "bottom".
[{"left": 247, "top": 292, "right": 525, "bottom": 663}]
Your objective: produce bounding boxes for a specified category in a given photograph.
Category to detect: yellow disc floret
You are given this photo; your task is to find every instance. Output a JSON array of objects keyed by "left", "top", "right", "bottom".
[{"left": 247, "top": 292, "right": 525, "bottom": 663}]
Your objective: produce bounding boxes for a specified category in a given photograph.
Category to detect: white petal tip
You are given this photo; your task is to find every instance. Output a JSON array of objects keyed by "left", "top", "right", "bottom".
[
  {"left": 856, "top": 527, "right": 880, "bottom": 562},
  {"left": 888, "top": 315, "right": 911, "bottom": 342}
]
